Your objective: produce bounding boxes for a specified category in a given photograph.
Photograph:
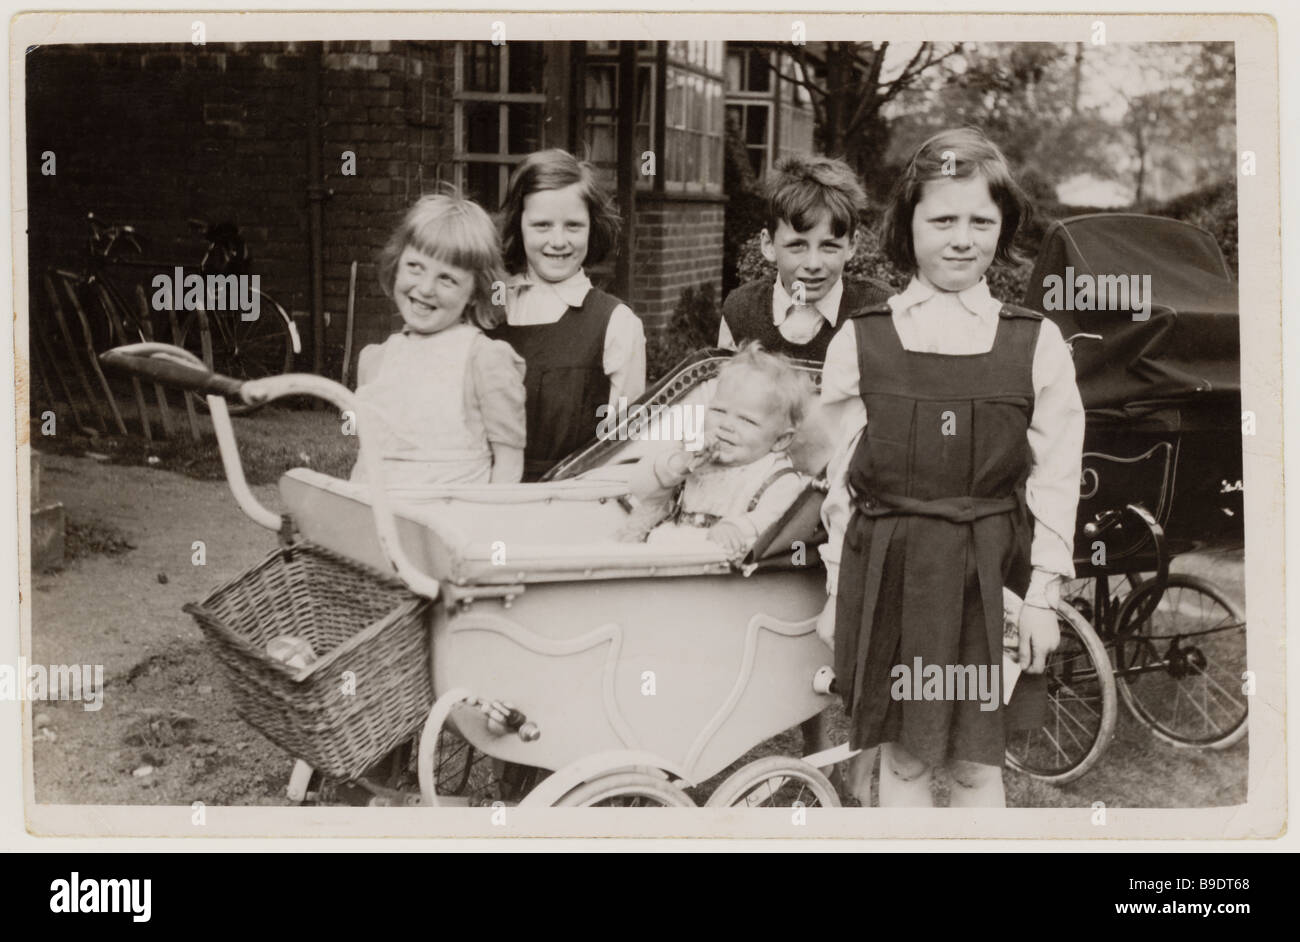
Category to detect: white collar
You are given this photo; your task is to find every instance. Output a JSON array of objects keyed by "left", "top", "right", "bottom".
[
  {"left": 772, "top": 277, "right": 845, "bottom": 328},
  {"left": 888, "top": 276, "right": 1002, "bottom": 322},
  {"left": 508, "top": 267, "right": 593, "bottom": 308}
]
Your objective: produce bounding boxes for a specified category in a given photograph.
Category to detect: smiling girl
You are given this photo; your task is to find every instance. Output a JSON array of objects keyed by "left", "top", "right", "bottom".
[
  {"left": 816, "top": 128, "right": 1084, "bottom": 807},
  {"left": 492, "top": 149, "right": 646, "bottom": 481},
  {"left": 351, "top": 193, "right": 526, "bottom": 489}
]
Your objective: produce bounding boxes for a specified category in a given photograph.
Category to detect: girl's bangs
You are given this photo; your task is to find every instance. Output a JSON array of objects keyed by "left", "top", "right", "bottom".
[{"left": 408, "top": 209, "right": 498, "bottom": 274}]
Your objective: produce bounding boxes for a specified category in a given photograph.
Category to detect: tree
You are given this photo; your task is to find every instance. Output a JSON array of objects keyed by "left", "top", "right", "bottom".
[
  {"left": 1094, "top": 42, "right": 1236, "bottom": 204},
  {"left": 751, "top": 41, "right": 964, "bottom": 175}
]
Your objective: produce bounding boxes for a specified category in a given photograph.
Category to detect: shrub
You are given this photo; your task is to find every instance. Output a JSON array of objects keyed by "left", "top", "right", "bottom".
[
  {"left": 645, "top": 283, "right": 721, "bottom": 384},
  {"left": 722, "top": 123, "right": 766, "bottom": 295},
  {"left": 1148, "top": 180, "right": 1238, "bottom": 277}
]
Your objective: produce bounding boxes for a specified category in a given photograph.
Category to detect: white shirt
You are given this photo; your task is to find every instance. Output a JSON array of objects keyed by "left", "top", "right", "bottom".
[
  {"left": 716, "top": 277, "right": 845, "bottom": 350},
  {"left": 818, "top": 276, "right": 1085, "bottom": 607},
  {"left": 506, "top": 268, "right": 646, "bottom": 408}
]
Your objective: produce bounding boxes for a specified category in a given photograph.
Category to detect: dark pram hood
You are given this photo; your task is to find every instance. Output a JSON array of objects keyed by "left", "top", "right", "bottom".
[{"left": 1022, "top": 213, "right": 1239, "bottom": 418}]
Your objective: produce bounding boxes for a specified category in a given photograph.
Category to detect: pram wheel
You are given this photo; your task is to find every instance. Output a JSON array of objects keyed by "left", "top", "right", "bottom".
[
  {"left": 1004, "top": 601, "right": 1117, "bottom": 784},
  {"left": 1113, "top": 573, "right": 1247, "bottom": 749},
  {"left": 553, "top": 771, "right": 696, "bottom": 807},
  {"left": 705, "top": 756, "right": 841, "bottom": 808},
  {"left": 418, "top": 693, "right": 541, "bottom": 807}
]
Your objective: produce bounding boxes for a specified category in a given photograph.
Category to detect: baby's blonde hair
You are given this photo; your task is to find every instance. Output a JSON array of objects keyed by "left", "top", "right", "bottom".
[{"left": 716, "top": 341, "right": 811, "bottom": 430}]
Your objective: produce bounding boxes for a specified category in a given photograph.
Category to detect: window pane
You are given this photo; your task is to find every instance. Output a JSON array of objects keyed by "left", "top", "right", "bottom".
[
  {"left": 747, "top": 148, "right": 763, "bottom": 178},
  {"left": 726, "top": 103, "right": 743, "bottom": 134},
  {"left": 747, "top": 49, "right": 770, "bottom": 93},
  {"left": 464, "top": 101, "right": 500, "bottom": 153},
  {"left": 726, "top": 51, "right": 742, "bottom": 91},
  {"left": 586, "top": 65, "right": 616, "bottom": 110},
  {"left": 636, "top": 65, "right": 653, "bottom": 124},
  {"left": 507, "top": 103, "right": 542, "bottom": 154},
  {"left": 463, "top": 42, "right": 500, "bottom": 93},
  {"left": 465, "top": 162, "right": 501, "bottom": 208},
  {"left": 745, "top": 104, "right": 768, "bottom": 145},
  {"left": 586, "top": 120, "right": 615, "bottom": 164},
  {"left": 508, "top": 42, "right": 544, "bottom": 94}
]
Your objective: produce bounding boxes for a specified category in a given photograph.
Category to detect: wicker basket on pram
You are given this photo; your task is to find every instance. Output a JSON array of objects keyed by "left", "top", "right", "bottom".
[{"left": 184, "top": 539, "right": 433, "bottom": 782}]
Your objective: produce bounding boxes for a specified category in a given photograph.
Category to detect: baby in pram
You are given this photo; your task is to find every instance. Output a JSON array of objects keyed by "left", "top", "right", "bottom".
[{"left": 620, "top": 343, "right": 810, "bottom": 556}]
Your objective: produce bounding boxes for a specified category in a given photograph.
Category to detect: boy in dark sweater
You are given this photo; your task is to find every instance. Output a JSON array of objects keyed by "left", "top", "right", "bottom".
[
  {"left": 720, "top": 156, "right": 889, "bottom": 785},
  {"left": 718, "top": 155, "right": 892, "bottom": 361}
]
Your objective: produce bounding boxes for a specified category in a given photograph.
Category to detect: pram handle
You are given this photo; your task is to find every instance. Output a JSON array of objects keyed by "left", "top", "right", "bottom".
[
  {"left": 100, "top": 343, "right": 443, "bottom": 601},
  {"left": 100, "top": 343, "right": 246, "bottom": 398}
]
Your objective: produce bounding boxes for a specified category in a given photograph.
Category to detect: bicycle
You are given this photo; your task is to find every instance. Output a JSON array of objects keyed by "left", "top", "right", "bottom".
[{"left": 48, "top": 213, "right": 301, "bottom": 419}]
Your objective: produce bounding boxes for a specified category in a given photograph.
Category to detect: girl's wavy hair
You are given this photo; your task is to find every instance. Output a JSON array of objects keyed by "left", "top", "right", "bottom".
[
  {"left": 880, "top": 127, "right": 1033, "bottom": 272},
  {"left": 377, "top": 188, "right": 507, "bottom": 330},
  {"left": 498, "top": 149, "right": 621, "bottom": 273},
  {"left": 717, "top": 341, "right": 812, "bottom": 430}
]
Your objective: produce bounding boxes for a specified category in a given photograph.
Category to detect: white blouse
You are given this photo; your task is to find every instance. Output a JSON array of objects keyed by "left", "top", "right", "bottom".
[{"left": 818, "top": 276, "right": 1085, "bottom": 607}]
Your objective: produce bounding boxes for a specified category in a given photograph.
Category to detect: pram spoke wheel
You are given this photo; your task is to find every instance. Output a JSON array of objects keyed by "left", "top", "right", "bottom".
[
  {"left": 553, "top": 772, "right": 696, "bottom": 807},
  {"left": 1113, "top": 574, "right": 1247, "bottom": 749},
  {"left": 418, "top": 693, "right": 539, "bottom": 807},
  {"left": 704, "top": 756, "right": 841, "bottom": 808},
  {"left": 1004, "top": 601, "right": 1117, "bottom": 785}
]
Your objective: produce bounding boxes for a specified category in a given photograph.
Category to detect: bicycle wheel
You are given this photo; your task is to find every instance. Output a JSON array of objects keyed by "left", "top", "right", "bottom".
[
  {"left": 188, "top": 290, "right": 296, "bottom": 416},
  {"left": 1113, "top": 574, "right": 1247, "bottom": 749},
  {"left": 705, "top": 756, "right": 841, "bottom": 808},
  {"left": 554, "top": 772, "right": 696, "bottom": 807},
  {"left": 1004, "top": 601, "right": 1118, "bottom": 785}
]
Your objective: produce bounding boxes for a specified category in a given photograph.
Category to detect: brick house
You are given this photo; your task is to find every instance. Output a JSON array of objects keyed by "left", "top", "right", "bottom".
[{"left": 26, "top": 39, "right": 813, "bottom": 374}]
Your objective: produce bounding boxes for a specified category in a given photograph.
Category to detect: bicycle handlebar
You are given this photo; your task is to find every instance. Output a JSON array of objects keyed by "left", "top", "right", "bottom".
[{"left": 100, "top": 343, "right": 442, "bottom": 601}]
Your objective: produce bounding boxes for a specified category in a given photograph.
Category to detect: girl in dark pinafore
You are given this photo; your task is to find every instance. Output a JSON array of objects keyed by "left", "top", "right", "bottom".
[
  {"left": 492, "top": 150, "right": 646, "bottom": 482},
  {"left": 816, "top": 129, "right": 1084, "bottom": 806}
]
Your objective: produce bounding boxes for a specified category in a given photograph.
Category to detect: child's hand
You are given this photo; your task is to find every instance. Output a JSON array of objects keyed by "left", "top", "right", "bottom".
[
  {"left": 1017, "top": 604, "right": 1060, "bottom": 674},
  {"left": 816, "top": 597, "right": 836, "bottom": 651},
  {"left": 707, "top": 520, "right": 748, "bottom": 556}
]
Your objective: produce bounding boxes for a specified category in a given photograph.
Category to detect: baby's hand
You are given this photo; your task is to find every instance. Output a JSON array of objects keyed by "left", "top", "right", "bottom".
[{"left": 707, "top": 520, "right": 748, "bottom": 556}]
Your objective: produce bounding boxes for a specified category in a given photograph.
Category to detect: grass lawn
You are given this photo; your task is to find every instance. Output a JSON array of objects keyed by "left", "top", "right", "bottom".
[{"left": 34, "top": 394, "right": 359, "bottom": 486}]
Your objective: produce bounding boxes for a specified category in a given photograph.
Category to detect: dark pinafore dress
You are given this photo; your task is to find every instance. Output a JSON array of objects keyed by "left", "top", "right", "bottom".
[
  {"left": 833, "top": 304, "right": 1048, "bottom": 768},
  {"left": 488, "top": 288, "right": 618, "bottom": 482}
]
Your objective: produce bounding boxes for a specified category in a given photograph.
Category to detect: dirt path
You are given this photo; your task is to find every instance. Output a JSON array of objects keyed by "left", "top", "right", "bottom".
[{"left": 30, "top": 454, "right": 297, "bottom": 805}]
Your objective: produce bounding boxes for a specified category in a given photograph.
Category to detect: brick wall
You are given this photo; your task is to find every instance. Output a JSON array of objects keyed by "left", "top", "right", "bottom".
[
  {"left": 25, "top": 40, "right": 454, "bottom": 377},
  {"left": 629, "top": 196, "right": 726, "bottom": 330},
  {"left": 26, "top": 41, "right": 725, "bottom": 370}
]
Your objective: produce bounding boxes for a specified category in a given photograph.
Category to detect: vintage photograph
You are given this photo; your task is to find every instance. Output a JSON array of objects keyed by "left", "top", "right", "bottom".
[{"left": 11, "top": 12, "right": 1279, "bottom": 838}]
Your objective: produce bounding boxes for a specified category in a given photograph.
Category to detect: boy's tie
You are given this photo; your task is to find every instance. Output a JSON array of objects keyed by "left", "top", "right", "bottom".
[{"left": 783, "top": 303, "right": 824, "bottom": 344}]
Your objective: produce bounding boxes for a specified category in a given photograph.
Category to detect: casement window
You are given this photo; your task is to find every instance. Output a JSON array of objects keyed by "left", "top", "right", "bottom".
[{"left": 454, "top": 41, "right": 547, "bottom": 208}]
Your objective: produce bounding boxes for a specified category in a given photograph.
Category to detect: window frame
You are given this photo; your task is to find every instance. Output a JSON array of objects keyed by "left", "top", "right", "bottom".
[
  {"left": 453, "top": 42, "right": 549, "bottom": 208},
  {"left": 662, "top": 41, "right": 725, "bottom": 195}
]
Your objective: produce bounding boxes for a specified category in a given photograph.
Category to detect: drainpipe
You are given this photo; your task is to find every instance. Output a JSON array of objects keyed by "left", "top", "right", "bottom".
[
  {"left": 615, "top": 41, "right": 637, "bottom": 302},
  {"left": 305, "top": 42, "right": 327, "bottom": 375}
]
